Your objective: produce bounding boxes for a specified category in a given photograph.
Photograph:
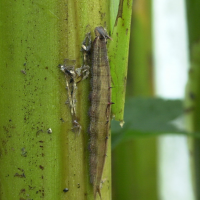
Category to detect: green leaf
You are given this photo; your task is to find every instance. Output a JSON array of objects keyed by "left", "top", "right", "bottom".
[
  {"left": 109, "top": 0, "right": 133, "bottom": 121},
  {"left": 111, "top": 97, "right": 198, "bottom": 149},
  {"left": 110, "top": 0, "right": 120, "bottom": 30}
]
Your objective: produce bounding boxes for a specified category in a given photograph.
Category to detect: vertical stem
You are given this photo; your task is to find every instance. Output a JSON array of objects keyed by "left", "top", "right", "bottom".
[
  {"left": 186, "top": 2, "right": 200, "bottom": 199},
  {"left": 0, "top": 0, "right": 112, "bottom": 199},
  {"left": 112, "top": 1, "right": 158, "bottom": 200}
]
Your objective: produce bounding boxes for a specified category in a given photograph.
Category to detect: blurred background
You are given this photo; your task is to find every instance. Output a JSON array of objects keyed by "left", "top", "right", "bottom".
[{"left": 111, "top": 0, "right": 199, "bottom": 199}]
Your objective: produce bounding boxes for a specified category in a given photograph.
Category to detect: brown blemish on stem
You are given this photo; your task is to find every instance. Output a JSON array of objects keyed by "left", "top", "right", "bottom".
[{"left": 115, "top": 0, "right": 124, "bottom": 26}]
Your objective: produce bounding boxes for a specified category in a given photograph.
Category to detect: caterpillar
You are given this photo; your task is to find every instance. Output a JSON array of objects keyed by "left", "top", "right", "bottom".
[{"left": 89, "top": 26, "right": 112, "bottom": 199}]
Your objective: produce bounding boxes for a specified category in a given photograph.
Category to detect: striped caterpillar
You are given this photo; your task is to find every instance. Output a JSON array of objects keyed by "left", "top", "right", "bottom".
[{"left": 89, "top": 26, "right": 112, "bottom": 199}]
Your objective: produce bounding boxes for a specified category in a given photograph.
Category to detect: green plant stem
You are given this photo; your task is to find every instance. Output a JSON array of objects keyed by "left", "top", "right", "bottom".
[
  {"left": 112, "top": 1, "right": 158, "bottom": 199},
  {"left": 185, "top": 1, "right": 200, "bottom": 199},
  {"left": 0, "top": 0, "right": 112, "bottom": 199}
]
